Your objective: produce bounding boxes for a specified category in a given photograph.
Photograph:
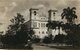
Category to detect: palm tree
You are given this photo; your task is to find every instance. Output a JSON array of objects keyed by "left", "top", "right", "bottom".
[
  {"left": 46, "top": 21, "right": 63, "bottom": 34},
  {"left": 61, "top": 7, "right": 79, "bottom": 48},
  {"left": 61, "top": 7, "right": 77, "bottom": 24}
]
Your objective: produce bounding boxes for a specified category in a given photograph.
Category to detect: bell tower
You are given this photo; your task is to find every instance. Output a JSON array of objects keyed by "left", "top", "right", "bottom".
[
  {"left": 48, "top": 9, "right": 58, "bottom": 22},
  {"left": 29, "top": 8, "right": 39, "bottom": 29},
  {"left": 29, "top": 8, "right": 39, "bottom": 20},
  {"left": 48, "top": 9, "right": 58, "bottom": 35}
]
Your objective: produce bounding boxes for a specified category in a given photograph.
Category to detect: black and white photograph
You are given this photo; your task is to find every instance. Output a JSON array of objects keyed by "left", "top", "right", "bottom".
[{"left": 0, "top": 0, "right": 80, "bottom": 50}]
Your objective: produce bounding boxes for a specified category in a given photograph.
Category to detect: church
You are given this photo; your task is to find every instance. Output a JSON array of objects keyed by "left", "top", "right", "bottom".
[{"left": 25, "top": 8, "right": 66, "bottom": 39}]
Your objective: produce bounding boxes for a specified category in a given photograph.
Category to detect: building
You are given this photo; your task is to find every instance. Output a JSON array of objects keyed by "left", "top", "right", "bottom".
[
  {"left": 25, "top": 8, "right": 66, "bottom": 39},
  {"left": 25, "top": 8, "right": 49, "bottom": 38}
]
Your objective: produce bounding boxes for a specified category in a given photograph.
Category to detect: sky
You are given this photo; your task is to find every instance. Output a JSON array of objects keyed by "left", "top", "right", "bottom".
[{"left": 0, "top": 0, "right": 80, "bottom": 34}]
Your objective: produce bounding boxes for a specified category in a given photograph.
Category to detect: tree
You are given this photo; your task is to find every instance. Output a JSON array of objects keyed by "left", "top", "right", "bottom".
[
  {"left": 6, "top": 13, "right": 25, "bottom": 35},
  {"left": 61, "top": 7, "right": 77, "bottom": 24},
  {"left": 53, "top": 34, "right": 66, "bottom": 43},
  {"left": 33, "top": 37, "right": 41, "bottom": 43},
  {"left": 61, "top": 7, "right": 80, "bottom": 48},
  {"left": 1, "top": 13, "right": 34, "bottom": 45},
  {"left": 46, "top": 21, "right": 63, "bottom": 34}
]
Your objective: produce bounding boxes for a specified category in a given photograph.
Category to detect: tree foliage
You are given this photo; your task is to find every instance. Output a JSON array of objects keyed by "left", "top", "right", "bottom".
[
  {"left": 61, "top": 7, "right": 77, "bottom": 23},
  {"left": 61, "top": 7, "right": 80, "bottom": 47},
  {"left": 53, "top": 34, "right": 66, "bottom": 43},
  {"left": 1, "top": 13, "right": 34, "bottom": 45},
  {"left": 43, "top": 34, "right": 53, "bottom": 44},
  {"left": 6, "top": 13, "right": 25, "bottom": 35}
]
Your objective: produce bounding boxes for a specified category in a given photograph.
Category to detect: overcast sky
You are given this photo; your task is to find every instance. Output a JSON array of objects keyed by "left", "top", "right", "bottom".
[{"left": 0, "top": 0, "right": 80, "bottom": 32}]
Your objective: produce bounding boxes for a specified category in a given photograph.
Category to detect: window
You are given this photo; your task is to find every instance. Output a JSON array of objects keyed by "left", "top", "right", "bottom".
[
  {"left": 34, "top": 11, "right": 37, "bottom": 15},
  {"left": 41, "top": 23, "right": 45, "bottom": 27},
  {"left": 41, "top": 18, "right": 45, "bottom": 19},
  {"left": 46, "top": 32, "right": 48, "bottom": 34},
  {"left": 43, "top": 23, "right": 45, "bottom": 27},
  {"left": 38, "top": 23, "right": 40, "bottom": 27},
  {"left": 42, "top": 31, "right": 44, "bottom": 34},
  {"left": 33, "top": 22, "right": 37, "bottom": 28},
  {"left": 39, "top": 31, "right": 40, "bottom": 34}
]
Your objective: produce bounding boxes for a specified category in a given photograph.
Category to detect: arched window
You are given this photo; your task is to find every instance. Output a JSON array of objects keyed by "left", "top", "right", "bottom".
[{"left": 34, "top": 11, "right": 37, "bottom": 15}]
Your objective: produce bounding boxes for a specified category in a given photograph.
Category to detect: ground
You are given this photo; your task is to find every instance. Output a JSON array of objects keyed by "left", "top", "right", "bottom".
[
  {"left": 0, "top": 43, "right": 79, "bottom": 50},
  {"left": 32, "top": 44, "right": 79, "bottom": 50}
]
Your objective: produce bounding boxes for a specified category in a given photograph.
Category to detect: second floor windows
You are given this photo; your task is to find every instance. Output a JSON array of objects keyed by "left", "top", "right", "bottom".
[{"left": 41, "top": 23, "right": 45, "bottom": 27}]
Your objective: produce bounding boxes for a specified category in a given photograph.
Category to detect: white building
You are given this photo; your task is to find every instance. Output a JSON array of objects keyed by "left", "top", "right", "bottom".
[{"left": 25, "top": 8, "right": 66, "bottom": 39}]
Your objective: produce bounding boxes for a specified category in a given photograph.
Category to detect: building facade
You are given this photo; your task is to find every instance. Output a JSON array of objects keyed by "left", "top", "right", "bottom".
[
  {"left": 29, "top": 8, "right": 48, "bottom": 38},
  {"left": 25, "top": 8, "right": 66, "bottom": 39}
]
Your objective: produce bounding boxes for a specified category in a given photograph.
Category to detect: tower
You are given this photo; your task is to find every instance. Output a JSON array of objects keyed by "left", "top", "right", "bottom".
[
  {"left": 48, "top": 9, "right": 58, "bottom": 35},
  {"left": 28, "top": 8, "right": 48, "bottom": 38},
  {"left": 29, "top": 8, "right": 39, "bottom": 20},
  {"left": 48, "top": 9, "right": 58, "bottom": 22},
  {"left": 29, "top": 8, "right": 39, "bottom": 29}
]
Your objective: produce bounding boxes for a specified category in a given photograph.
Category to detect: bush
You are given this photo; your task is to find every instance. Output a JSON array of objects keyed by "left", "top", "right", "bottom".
[
  {"left": 33, "top": 38, "right": 41, "bottom": 43},
  {"left": 53, "top": 34, "right": 66, "bottom": 43},
  {"left": 43, "top": 36, "right": 52, "bottom": 44}
]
